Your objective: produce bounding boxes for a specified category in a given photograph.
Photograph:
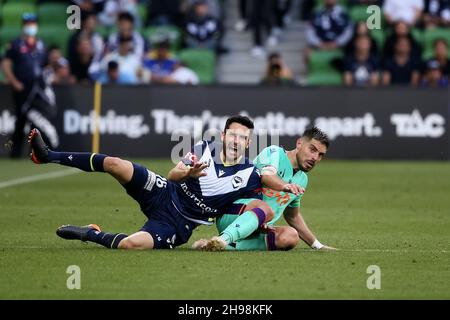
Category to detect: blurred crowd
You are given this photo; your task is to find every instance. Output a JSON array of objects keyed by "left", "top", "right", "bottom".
[
  {"left": 303, "top": 0, "right": 450, "bottom": 87},
  {"left": 1, "top": 0, "right": 229, "bottom": 87},
  {"left": 0, "top": 0, "right": 449, "bottom": 87}
]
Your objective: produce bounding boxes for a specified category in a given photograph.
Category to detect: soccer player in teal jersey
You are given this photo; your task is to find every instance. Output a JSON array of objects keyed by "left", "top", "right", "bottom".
[{"left": 194, "top": 127, "right": 336, "bottom": 251}]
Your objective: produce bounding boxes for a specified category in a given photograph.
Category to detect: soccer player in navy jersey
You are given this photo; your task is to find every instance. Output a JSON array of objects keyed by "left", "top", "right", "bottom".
[{"left": 28, "top": 115, "right": 298, "bottom": 250}]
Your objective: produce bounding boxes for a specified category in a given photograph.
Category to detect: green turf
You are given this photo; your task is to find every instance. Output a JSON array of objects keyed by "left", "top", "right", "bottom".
[{"left": 0, "top": 159, "right": 449, "bottom": 299}]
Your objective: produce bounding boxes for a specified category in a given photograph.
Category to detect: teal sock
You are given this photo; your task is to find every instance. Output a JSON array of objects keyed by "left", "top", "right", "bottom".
[
  {"left": 220, "top": 208, "right": 266, "bottom": 244},
  {"left": 235, "top": 230, "right": 277, "bottom": 251},
  {"left": 234, "top": 234, "right": 269, "bottom": 251}
]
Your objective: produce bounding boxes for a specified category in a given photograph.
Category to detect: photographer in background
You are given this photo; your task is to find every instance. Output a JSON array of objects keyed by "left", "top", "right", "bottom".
[
  {"left": 1, "top": 13, "right": 59, "bottom": 158},
  {"left": 260, "top": 52, "right": 294, "bottom": 85}
]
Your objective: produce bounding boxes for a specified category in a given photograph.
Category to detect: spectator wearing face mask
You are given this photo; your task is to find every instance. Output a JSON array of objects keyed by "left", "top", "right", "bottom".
[{"left": 1, "top": 13, "right": 59, "bottom": 158}]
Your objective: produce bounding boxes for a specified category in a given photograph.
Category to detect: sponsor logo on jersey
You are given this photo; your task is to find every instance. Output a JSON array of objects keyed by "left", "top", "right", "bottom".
[
  {"left": 232, "top": 176, "right": 243, "bottom": 189},
  {"left": 180, "top": 182, "right": 218, "bottom": 214}
]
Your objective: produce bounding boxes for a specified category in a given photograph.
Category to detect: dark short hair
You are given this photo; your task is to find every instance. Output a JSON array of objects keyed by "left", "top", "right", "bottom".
[
  {"left": 301, "top": 126, "right": 330, "bottom": 149},
  {"left": 224, "top": 115, "right": 254, "bottom": 131},
  {"left": 156, "top": 39, "right": 170, "bottom": 49},
  {"left": 268, "top": 52, "right": 280, "bottom": 61},
  {"left": 81, "top": 11, "right": 97, "bottom": 23},
  {"left": 47, "top": 45, "right": 60, "bottom": 52},
  {"left": 118, "top": 11, "right": 134, "bottom": 23},
  {"left": 108, "top": 60, "right": 119, "bottom": 70},
  {"left": 119, "top": 34, "right": 133, "bottom": 43}
]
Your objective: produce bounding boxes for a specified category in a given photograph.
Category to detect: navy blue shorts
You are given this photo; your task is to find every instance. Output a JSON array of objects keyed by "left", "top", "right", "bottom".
[{"left": 122, "top": 163, "right": 198, "bottom": 249}]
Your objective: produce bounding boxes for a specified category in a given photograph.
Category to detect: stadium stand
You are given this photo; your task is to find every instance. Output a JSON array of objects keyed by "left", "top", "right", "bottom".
[{"left": 0, "top": 0, "right": 448, "bottom": 86}]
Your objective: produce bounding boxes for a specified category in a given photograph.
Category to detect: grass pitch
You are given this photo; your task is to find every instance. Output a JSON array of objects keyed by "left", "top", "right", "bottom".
[{"left": 0, "top": 159, "right": 449, "bottom": 299}]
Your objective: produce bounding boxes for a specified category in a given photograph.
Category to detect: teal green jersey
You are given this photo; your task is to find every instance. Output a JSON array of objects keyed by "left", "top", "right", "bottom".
[{"left": 253, "top": 145, "right": 308, "bottom": 225}]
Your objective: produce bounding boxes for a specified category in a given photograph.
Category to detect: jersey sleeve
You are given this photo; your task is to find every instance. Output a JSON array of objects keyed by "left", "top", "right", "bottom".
[
  {"left": 254, "top": 146, "right": 282, "bottom": 175},
  {"left": 182, "top": 140, "right": 207, "bottom": 166},
  {"left": 287, "top": 172, "right": 309, "bottom": 208},
  {"left": 4, "top": 41, "right": 17, "bottom": 61},
  {"left": 242, "top": 167, "right": 263, "bottom": 199}
]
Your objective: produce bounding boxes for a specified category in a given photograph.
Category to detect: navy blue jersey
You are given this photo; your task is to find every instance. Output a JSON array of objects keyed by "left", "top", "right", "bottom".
[
  {"left": 5, "top": 38, "right": 47, "bottom": 88},
  {"left": 383, "top": 57, "right": 421, "bottom": 85},
  {"left": 171, "top": 140, "right": 262, "bottom": 225},
  {"left": 311, "top": 5, "right": 351, "bottom": 43},
  {"left": 344, "top": 55, "right": 380, "bottom": 86}
]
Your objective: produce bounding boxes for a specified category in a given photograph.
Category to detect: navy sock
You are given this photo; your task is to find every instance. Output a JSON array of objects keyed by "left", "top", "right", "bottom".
[
  {"left": 86, "top": 230, "right": 128, "bottom": 249},
  {"left": 48, "top": 151, "right": 106, "bottom": 172}
]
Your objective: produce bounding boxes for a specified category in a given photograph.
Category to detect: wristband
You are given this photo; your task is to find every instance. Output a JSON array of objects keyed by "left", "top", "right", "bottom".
[{"left": 311, "top": 239, "right": 324, "bottom": 250}]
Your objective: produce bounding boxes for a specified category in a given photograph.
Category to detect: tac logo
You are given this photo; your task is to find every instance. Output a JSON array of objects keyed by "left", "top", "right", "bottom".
[
  {"left": 232, "top": 176, "right": 243, "bottom": 189},
  {"left": 391, "top": 109, "right": 446, "bottom": 138}
]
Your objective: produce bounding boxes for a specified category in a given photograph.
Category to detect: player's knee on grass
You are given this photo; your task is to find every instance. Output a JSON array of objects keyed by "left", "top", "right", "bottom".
[
  {"left": 275, "top": 227, "right": 299, "bottom": 251},
  {"left": 246, "top": 199, "right": 275, "bottom": 222},
  {"left": 103, "top": 157, "right": 133, "bottom": 184},
  {"left": 117, "top": 232, "right": 154, "bottom": 250}
]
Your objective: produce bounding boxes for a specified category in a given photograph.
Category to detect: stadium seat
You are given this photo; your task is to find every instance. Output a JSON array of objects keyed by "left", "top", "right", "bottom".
[
  {"left": 0, "top": 26, "right": 21, "bottom": 47},
  {"left": 411, "top": 28, "right": 424, "bottom": 46},
  {"left": 96, "top": 26, "right": 115, "bottom": 39},
  {"left": 37, "top": 3, "right": 68, "bottom": 26},
  {"left": 423, "top": 28, "right": 450, "bottom": 59},
  {"left": 137, "top": 3, "right": 148, "bottom": 25},
  {"left": 143, "top": 25, "right": 182, "bottom": 52},
  {"left": 314, "top": 0, "right": 348, "bottom": 11},
  {"left": 307, "top": 71, "right": 343, "bottom": 86},
  {"left": 349, "top": 5, "right": 369, "bottom": 22},
  {"left": 0, "top": 69, "right": 5, "bottom": 83},
  {"left": 179, "top": 49, "right": 216, "bottom": 84},
  {"left": 309, "top": 49, "right": 343, "bottom": 73},
  {"left": 4, "top": 0, "right": 36, "bottom": 3},
  {"left": 38, "top": 26, "right": 73, "bottom": 56},
  {"left": 370, "top": 29, "right": 386, "bottom": 51},
  {"left": 1, "top": 3, "right": 37, "bottom": 26}
]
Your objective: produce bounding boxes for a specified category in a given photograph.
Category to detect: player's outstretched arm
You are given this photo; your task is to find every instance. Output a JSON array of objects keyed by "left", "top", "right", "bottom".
[
  {"left": 283, "top": 207, "right": 337, "bottom": 251},
  {"left": 167, "top": 161, "right": 207, "bottom": 182},
  {"left": 260, "top": 170, "right": 305, "bottom": 195}
]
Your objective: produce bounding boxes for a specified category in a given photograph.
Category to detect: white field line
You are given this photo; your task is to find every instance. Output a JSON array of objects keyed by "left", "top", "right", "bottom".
[
  {"left": 299, "top": 248, "right": 449, "bottom": 254},
  {"left": 0, "top": 168, "right": 79, "bottom": 189},
  {"left": 1, "top": 246, "right": 449, "bottom": 253}
]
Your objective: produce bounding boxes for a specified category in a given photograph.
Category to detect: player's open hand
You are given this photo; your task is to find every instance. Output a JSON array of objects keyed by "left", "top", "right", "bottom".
[
  {"left": 282, "top": 183, "right": 305, "bottom": 195},
  {"left": 188, "top": 162, "right": 208, "bottom": 179}
]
